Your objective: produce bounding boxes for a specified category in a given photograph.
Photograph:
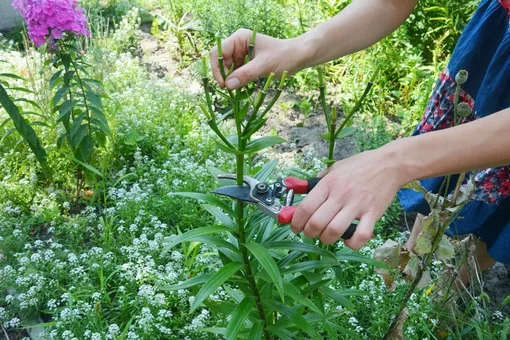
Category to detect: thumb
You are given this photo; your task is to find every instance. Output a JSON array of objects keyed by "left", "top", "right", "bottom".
[{"left": 225, "top": 57, "right": 266, "bottom": 90}]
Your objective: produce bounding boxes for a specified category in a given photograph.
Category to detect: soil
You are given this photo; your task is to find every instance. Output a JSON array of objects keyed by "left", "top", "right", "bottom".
[{"left": 136, "top": 28, "right": 510, "bottom": 316}]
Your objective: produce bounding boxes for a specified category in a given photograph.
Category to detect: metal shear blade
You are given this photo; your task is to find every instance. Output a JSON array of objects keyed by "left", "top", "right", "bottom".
[{"left": 211, "top": 185, "right": 258, "bottom": 204}]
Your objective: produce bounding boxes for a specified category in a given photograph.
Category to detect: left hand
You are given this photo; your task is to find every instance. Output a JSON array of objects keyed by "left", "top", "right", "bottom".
[{"left": 290, "top": 146, "right": 407, "bottom": 250}]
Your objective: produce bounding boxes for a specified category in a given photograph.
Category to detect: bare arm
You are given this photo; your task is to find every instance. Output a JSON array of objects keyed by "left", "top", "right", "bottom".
[
  {"left": 297, "top": 0, "right": 418, "bottom": 69},
  {"left": 291, "top": 107, "right": 510, "bottom": 250},
  {"left": 210, "top": 0, "right": 418, "bottom": 89}
]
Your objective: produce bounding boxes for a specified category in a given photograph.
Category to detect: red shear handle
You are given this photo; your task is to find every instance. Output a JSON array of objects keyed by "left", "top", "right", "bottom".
[
  {"left": 284, "top": 177, "right": 321, "bottom": 194},
  {"left": 277, "top": 206, "right": 363, "bottom": 240},
  {"left": 278, "top": 206, "right": 297, "bottom": 224}
]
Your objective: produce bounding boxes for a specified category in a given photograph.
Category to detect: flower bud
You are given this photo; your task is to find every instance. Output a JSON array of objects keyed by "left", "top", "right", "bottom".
[
  {"left": 455, "top": 70, "right": 468, "bottom": 85},
  {"left": 457, "top": 102, "right": 472, "bottom": 117}
]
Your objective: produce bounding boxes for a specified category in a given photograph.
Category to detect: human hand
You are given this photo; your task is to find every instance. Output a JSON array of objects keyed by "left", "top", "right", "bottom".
[
  {"left": 209, "top": 29, "right": 306, "bottom": 90},
  {"left": 290, "top": 146, "right": 409, "bottom": 250}
]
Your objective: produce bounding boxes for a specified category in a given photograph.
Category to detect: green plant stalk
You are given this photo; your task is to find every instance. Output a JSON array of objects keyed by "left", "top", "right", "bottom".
[
  {"left": 259, "top": 71, "right": 287, "bottom": 120},
  {"left": 317, "top": 67, "right": 332, "bottom": 132},
  {"left": 235, "top": 123, "right": 271, "bottom": 340},
  {"left": 244, "top": 73, "right": 274, "bottom": 133},
  {"left": 247, "top": 28, "right": 257, "bottom": 62},
  {"left": 216, "top": 37, "right": 234, "bottom": 98},
  {"left": 333, "top": 81, "right": 373, "bottom": 140},
  {"left": 71, "top": 57, "right": 92, "bottom": 152},
  {"left": 327, "top": 106, "right": 337, "bottom": 164}
]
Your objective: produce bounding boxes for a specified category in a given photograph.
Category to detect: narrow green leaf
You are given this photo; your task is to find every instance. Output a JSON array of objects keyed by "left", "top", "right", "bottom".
[
  {"left": 56, "top": 100, "right": 75, "bottom": 122},
  {"left": 247, "top": 320, "right": 265, "bottom": 340},
  {"left": 0, "top": 84, "right": 51, "bottom": 180},
  {"left": 161, "top": 273, "right": 212, "bottom": 291},
  {"left": 203, "top": 327, "right": 226, "bottom": 336},
  {"left": 7, "top": 87, "right": 33, "bottom": 94},
  {"left": 281, "top": 259, "right": 340, "bottom": 274},
  {"left": 336, "top": 250, "right": 388, "bottom": 269},
  {"left": 168, "top": 192, "right": 236, "bottom": 217},
  {"left": 245, "top": 242, "right": 284, "bottom": 302},
  {"left": 49, "top": 70, "right": 63, "bottom": 88},
  {"left": 203, "top": 204, "right": 235, "bottom": 228},
  {"left": 163, "top": 225, "right": 235, "bottom": 248},
  {"left": 322, "top": 287, "right": 355, "bottom": 311},
  {"left": 325, "top": 321, "right": 360, "bottom": 338},
  {"left": 283, "top": 280, "right": 322, "bottom": 314},
  {"left": 62, "top": 153, "right": 103, "bottom": 177},
  {"left": 336, "top": 126, "right": 357, "bottom": 139},
  {"left": 215, "top": 139, "right": 241, "bottom": 155},
  {"left": 52, "top": 85, "right": 69, "bottom": 106},
  {"left": 14, "top": 98, "right": 42, "bottom": 111},
  {"left": 0, "top": 73, "right": 24, "bottom": 80},
  {"left": 190, "top": 262, "right": 243, "bottom": 312},
  {"left": 263, "top": 241, "right": 336, "bottom": 259},
  {"left": 253, "top": 159, "right": 277, "bottom": 182},
  {"left": 225, "top": 296, "right": 256, "bottom": 340},
  {"left": 266, "top": 324, "right": 296, "bottom": 340},
  {"left": 264, "top": 300, "right": 321, "bottom": 339},
  {"left": 194, "top": 236, "right": 239, "bottom": 254},
  {"left": 86, "top": 91, "right": 103, "bottom": 109},
  {"left": 245, "top": 136, "right": 286, "bottom": 153}
]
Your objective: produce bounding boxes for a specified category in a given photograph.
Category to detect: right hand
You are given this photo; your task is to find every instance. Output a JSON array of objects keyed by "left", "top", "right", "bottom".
[{"left": 209, "top": 29, "right": 305, "bottom": 90}]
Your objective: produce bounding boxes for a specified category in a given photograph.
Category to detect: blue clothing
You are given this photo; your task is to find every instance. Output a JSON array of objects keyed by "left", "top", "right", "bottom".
[{"left": 398, "top": 0, "right": 510, "bottom": 265}]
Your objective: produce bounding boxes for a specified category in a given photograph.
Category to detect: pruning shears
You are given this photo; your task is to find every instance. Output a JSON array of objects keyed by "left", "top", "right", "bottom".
[{"left": 211, "top": 175, "right": 358, "bottom": 240}]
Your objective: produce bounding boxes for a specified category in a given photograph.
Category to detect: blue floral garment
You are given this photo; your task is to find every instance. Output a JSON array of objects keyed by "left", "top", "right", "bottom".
[{"left": 398, "top": 0, "right": 510, "bottom": 265}]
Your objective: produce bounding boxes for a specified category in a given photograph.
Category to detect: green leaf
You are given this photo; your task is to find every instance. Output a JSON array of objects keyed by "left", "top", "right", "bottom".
[
  {"left": 245, "top": 136, "right": 286, "bottom": 153},
  {"left": 245, "top": 242, "right": 284, "bottom": 302},
  {"left": 52, "top": 85, "right": 69, "bottom": 106},
  {"left": 62, "top": 153, "right": 103, "bottom": 177},
  {"left": 325, "top": 321, "right": 360, "bottom": 338},
  {"left": 264, "top": 300, "right": 321, "bottom": 339},
  {"left": 161, "top": 273, "right": 212, "bottom": 291},
  {"left": 56, "top": 100, "right": 75, "bottom": 123},
  {"left": 203, "top": 204, "right": 235, "bottom": 228},
  {"left": 239, "top": 101, "right": 250, "bottom": 119},
  {"left": 215, "top": 139, "right": 241, "bottom": 155},
  {"left": 86, "top": 91, "right": 103, "bottom": 109},
  {"left": 168, "top": 192, "right": 236, "bottom": 217},
  {"left": 49, "top": 70, "right": 63, "bottom": 88},
  {"left": 336, "top": 250, "right": 388, "bottom": 269},
  {"left": 14, "top": 98, "right": 42, "bottom": 111},
  {"left": 190, "top": 262, "right": 243, "bottom": 312},
  {"left": 283, "top": 280, "right": 322, "bottom": 314},
  {"left": 163, "top": 225, "right": 235, "bottom": 248},
  {"left": 266, "top": 324, "right": 296, "bottom": 340},
  {"left": 0, "top": 84, "right": 52, "bottom": 180},
  {"left": 281, "top": 259, "right": 340, "bottom": 274},
  {"left": 7, "top": 87, "right": 34, "bottom": 94},
  {"left": 224, "top": 296, "right": 256, "bottom": 340},
  {"left": 194, "top": 235, "right": 239, "bottom": 254},
  {"left": 322, "top": 287, "right": 356, "bottom": 311},
  {"left": 318, "top": 132, "right": 330, "bottom": 141},
  {"left": 0, "top": 73, "right": 25, "bottom": 80},
  {"left": 247, "top": 320, "right": 265, "bottom": 340},
  {"left": 203, "top": 328, "right": 226, "bottom": 336},
  {"left": 336, "top": 126, "right": 357, "bottom": 139},
  {"left": 263, "top": 241, "right": 336, "bottom": 259},
  {"left": 253, "top": 159, "right": 277, "bottom": 182}
]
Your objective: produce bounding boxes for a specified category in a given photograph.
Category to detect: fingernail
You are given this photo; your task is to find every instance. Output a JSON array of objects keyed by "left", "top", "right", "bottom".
[{"left": 226, "top": 77, "right": 240, "bottom": 89}]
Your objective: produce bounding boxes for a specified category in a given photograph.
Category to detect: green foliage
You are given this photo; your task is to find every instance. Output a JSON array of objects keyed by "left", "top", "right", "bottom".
[{"left": 0, "top": 76, "right": 51, "bottom": 180}]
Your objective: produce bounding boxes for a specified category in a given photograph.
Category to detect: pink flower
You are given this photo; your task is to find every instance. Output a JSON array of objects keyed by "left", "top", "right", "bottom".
[{"left": 12, "top": 0, "right": 90, "bottom": 48}]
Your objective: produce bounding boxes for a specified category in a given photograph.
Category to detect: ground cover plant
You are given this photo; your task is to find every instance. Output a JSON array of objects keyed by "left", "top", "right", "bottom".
[{"left": 0, "top": 0, "right": 509, "bottom": 339}]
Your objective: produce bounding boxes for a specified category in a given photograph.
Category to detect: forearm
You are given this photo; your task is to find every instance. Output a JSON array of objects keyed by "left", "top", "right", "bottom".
[
  {"left": 293, "top": 0, "right": 417, "bottom": 69},
  {"left": 387, "top": 107, "right": 510, "bottom": 185}
]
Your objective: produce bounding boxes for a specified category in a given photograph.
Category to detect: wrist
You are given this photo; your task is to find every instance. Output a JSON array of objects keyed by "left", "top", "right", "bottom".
[
  {"left": 287, "top": 33, "right": 319, "bottom": 72},
  {"left": 379, "top": 139, "right": 418, "bottom": 187}
]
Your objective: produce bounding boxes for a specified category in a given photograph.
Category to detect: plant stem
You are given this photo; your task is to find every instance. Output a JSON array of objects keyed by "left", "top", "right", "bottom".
[
  {"left": 333, "top": 81, "right": 373, "bottom": 140},
  {"left": 236, "top": 135, "right": 270, "bottom": 340},
  {"left": 71, "top": 58, "right": 92, "bottom": 142},
  {"left": 327, "top": 106, "right": 337, "bottom": 164}
]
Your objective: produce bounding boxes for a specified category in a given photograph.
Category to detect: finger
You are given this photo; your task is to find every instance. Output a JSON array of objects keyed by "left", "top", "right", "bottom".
[
  {"left": 319, "top": 206, "right": 358, "bottom": 244},
  {"left": 225, "top": 56, "right": 267, "bottom": 90},
  {"left": 209, "top": 46, "right": 224, "bottom": 88},
  {"left": 291, "top": 183, "right": 329, "bottom": 234},
  {"left": 344, "top": 213, "right": 377, "bottom": 250},
  {"left": 302, "top": 198, "right": 343, "bottom": 239}
]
